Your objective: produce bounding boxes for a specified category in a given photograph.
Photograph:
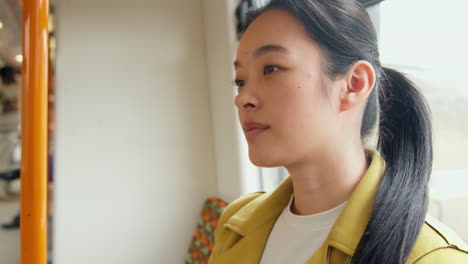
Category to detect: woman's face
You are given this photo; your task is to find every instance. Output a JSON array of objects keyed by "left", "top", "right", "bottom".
[{"left": 234, "top": 9, "right": 342, "bottom": 167}]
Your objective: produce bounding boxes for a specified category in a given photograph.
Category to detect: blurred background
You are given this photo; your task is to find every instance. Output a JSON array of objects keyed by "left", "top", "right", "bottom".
[{"left": 0, "top": 0, "right": 466, "bottom": 263}]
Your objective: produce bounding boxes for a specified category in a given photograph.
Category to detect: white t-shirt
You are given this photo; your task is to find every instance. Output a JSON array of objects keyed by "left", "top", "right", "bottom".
[{"left": 260, "top": 195, "right": 347, "bottom": 264}]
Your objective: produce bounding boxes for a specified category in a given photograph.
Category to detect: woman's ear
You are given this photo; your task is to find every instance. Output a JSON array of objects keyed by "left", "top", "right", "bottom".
[{"left": 339, "top": 60, "right": 376, "bottom": 112}]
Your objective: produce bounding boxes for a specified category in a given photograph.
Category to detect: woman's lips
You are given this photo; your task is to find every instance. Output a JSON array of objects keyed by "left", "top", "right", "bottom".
[{"left": 242, "top": 122, "right": 270, "bottom": 140}]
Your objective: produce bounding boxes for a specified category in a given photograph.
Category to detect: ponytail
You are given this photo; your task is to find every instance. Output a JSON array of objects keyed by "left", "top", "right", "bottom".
[{"left": 353, "top": 67, "right": 433, "bottom": 263}]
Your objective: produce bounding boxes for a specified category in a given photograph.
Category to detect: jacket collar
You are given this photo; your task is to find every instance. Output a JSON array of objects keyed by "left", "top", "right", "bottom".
[{"left": 224, "top": 150, "right": 385, "bottom": 255}]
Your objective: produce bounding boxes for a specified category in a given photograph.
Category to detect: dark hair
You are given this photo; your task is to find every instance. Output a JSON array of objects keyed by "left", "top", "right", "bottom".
[
  {"left": 0, "top": 65, "right": 17, "bottom": 85},
  {"left": 244, "top": 1, "right": 433, "bottom": 263}
]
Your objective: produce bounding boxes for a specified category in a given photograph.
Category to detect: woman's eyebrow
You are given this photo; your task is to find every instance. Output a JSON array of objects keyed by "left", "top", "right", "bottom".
[{"left": 234, "top": 44, "right": 290, "bottom": 69}]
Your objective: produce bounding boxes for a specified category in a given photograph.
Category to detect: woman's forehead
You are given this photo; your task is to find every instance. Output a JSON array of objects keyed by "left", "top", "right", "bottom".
[{"left": 236, "top": 9, "right": 321, "bottom": 64}]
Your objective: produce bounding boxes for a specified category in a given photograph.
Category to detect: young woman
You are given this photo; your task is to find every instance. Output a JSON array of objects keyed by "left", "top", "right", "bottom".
[{"left": 208, "top": 0, "right": 468, "bottom": 263}]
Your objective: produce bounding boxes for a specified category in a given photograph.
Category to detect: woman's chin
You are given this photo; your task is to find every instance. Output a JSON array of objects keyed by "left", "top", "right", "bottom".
[{"left": 249, "top": 151, "right": 284, "bottom": 168}]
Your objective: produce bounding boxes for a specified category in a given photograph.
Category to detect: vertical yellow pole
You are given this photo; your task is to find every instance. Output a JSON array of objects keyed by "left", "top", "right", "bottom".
[{"left": 21, "top": 0, "right": 49, "bottom": 263}]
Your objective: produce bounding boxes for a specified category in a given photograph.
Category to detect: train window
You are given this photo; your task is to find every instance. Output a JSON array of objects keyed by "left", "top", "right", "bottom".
[{"left": 381, "top": 0, "right": 468, "bottom": 241}]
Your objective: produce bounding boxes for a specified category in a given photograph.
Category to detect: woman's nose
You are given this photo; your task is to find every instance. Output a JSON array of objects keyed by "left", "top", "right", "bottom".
[{"left": 234, "top": 88, "right": 261, "bottom": 111}]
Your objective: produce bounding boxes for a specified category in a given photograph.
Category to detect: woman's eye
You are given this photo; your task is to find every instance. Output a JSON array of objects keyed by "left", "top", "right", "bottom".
[
  {"left": 234, "top": 79, "right": 245, "bottom": 88},
  {"left": 264, "top": 65, "right": 280, "bottom": 75}
]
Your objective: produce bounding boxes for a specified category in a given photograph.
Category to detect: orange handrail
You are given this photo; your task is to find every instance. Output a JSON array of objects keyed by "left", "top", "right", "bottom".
[{"left": 21, "top": 0, "right": 49, "bottom": 263}]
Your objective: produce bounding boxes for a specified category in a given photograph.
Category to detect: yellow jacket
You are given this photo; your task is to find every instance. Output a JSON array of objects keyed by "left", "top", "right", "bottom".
[{"left": 209, "top": 151, "right": 468, "bottom": 263}]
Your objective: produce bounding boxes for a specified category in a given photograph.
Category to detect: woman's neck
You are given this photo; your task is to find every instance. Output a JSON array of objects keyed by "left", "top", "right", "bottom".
[{"left": 286, "top": 145, "right": 369, "bottom": 215}]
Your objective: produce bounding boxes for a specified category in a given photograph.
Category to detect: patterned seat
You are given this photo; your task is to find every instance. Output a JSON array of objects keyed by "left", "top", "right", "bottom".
[{"left": 185, "top": 197, "right": 228, "bottom": 264}]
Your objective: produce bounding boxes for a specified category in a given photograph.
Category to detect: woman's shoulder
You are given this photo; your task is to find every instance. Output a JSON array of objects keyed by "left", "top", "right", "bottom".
[
  {"left": 218, "top": 192, "right": 266, "bottom": 225},
  {"left": 408, "top": 215, "right": 468, "bottom": 263},
  {"left": 209, "top": 192, "right": 266, "bottom": 263}
]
